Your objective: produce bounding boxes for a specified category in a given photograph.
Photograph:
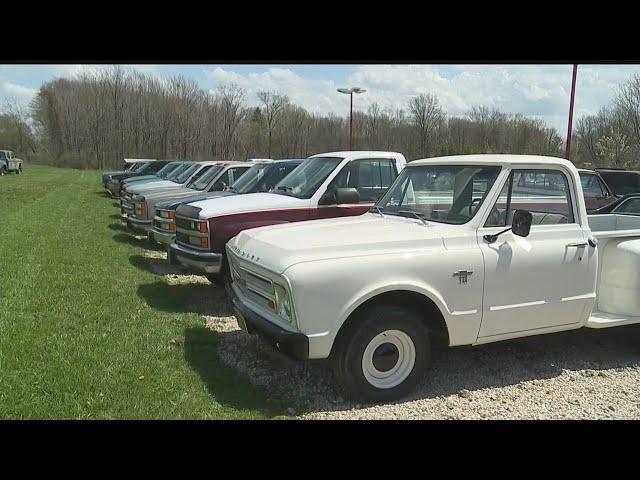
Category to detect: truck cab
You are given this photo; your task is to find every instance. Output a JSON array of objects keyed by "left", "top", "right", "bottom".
[
  {"left": 150, "top": 159, "right": 303, "bottom": 247},
  {"left": 227, "top": 154, "right": 640, "bottom": 402},
  {"left": 126, "top": 161, "right": 257, "bottom": 234},
  {"left": 168, "top": 151, "right": 406, "bottom": 283},
  {"left": 0, "top": 150, "right": 23, "bottom": 175}
]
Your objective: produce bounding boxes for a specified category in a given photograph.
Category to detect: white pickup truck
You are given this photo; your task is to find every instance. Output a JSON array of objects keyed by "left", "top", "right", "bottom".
[{"left": 227, "top": 154, "right": 640, "bottom": 401}]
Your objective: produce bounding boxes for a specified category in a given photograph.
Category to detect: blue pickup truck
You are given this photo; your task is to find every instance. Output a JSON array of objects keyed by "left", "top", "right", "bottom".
[{"left": 0, "top": 150, "right": 23, "bottom": 175}]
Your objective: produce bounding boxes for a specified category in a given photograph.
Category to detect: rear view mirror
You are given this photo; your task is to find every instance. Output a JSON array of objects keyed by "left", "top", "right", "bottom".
[
  {"left": 335, "top": 187, "right": 359, "bottom": 205},
  {"left": 512, "top": 209, "right": 533, "bottom": 237}
]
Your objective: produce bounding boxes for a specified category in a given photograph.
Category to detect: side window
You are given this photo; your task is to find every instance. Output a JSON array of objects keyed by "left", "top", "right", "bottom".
[
  {"left": 211, "top": 169, "right": 233, "bottom": 191},
  {"left": 191, "top": 165, "right": 212, "bottom": 182},
  {"left": 581, "top": 174, "right": 605, "bottom": 198},
  {"left": 596, "top": 178, "right": 610, "bottom": 197},
  {"left": 615, "top": 198, "right": 640, "bottom": 214},
  {"left": 328, "top": 159, "right": 397, "bottom": 203},
  {"left": 229, "top": 167, "right": 249, "bottom": 184},
  {"left": 486, "top": 169, "right": 575, "bottom": 227}
]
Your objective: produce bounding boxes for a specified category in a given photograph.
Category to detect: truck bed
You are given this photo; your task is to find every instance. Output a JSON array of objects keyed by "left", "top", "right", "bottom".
[{"left": 586, "top": 214, "right": 640, "bottom": 327}]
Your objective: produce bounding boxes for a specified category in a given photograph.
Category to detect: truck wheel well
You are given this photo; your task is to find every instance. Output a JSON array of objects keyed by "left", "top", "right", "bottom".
[{"left": 331, "top": 290, "right": 450, "bottom": 357}]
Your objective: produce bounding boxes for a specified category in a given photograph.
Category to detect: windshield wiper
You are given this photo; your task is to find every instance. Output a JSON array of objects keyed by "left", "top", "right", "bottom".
[
  {"left": 398, "top": 210, "right": 429, "bottom": 226},
  {"left": 273, "top": 185, "right": 294, "bottom": 196},
  {"left": 370, "top": 206, "right": 385, "bottom": 217}
]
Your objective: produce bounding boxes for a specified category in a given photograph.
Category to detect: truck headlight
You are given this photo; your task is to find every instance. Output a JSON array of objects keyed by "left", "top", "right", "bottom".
[{"left": 273, "top": 283, "right": 294, "bottom": 324}]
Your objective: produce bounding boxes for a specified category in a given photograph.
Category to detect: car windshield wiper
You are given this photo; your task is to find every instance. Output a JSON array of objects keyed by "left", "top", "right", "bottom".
[
  {"left": 398, "top": 210, "right": 429, "bottom": 226},
  {"left": 273, "top": 185, "right": 294, "bottom": 196},
  {"left": 369, "top": 206, "right": 385, "bottom": 217}
]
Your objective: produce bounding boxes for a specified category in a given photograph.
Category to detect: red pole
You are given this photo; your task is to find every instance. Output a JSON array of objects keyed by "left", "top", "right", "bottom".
[
  {"left": 565, "top": 64, "right": 578, "bottom": 159},
  {"left": 349, "top": 92, "right": 353, "bottom": 150}
]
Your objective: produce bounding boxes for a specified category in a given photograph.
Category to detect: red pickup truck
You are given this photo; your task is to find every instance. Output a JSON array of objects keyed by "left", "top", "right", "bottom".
[{"left": 168, "top": 151, "right": 407, "bottom": 283}]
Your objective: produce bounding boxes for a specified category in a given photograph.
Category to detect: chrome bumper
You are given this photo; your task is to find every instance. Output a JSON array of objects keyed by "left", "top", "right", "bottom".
[
  {"left": 169, "top": 242, "right": 222, "bottom": 274},
  {"left": 127, "top": 217, "right": 152, "bottom": 233},
  {"left": 150, "top": 227, "right": 175, "bottom": 246}
]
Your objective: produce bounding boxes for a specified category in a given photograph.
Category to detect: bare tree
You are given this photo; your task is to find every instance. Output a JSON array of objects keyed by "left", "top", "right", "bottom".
[
  {"left": 257, "top": 90, "right": 289, "bottom": 158},
  {"left": 408, "top": 93, "right": 445, "bottom": 157}
]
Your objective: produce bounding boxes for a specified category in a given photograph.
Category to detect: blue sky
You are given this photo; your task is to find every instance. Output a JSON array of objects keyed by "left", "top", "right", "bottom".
[{"left": 2, "top": 64, "right": 640, "bottom": 134}]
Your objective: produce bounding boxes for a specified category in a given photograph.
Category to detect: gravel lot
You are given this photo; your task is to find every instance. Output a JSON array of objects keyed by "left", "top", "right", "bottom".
[{"left": 147, "top": 247, "right": 640, "bottom": 419}]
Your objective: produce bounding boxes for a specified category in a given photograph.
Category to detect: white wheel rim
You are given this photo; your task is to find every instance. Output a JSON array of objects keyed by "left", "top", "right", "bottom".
[{"left": 362, "top": 329, "right": 416, "bottom": 389}]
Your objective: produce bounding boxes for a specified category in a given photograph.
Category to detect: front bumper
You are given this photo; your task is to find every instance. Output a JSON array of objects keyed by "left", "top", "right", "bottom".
[
  {"left": 168, "top": 242, "right": 223, "bottom": 274},
  {"left": 107, "top": 182, "right": 121, "bottom": 197},
  {"left": 150, "top": 227, "right": 175, "bottom": 246},
  {"left": 126, "top": 217, "right": 153, "bottom": 233},
  {"left": 230, "top": 283, "right": 309, "bottom": 360}
]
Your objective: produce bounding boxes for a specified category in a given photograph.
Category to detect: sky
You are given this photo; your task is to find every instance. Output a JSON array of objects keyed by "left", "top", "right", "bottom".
[{"left": 1, "top": 64, "right": 640, "bottom": 135}]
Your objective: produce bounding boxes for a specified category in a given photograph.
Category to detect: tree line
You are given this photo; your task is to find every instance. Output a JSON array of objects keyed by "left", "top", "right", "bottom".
[{"left": 0, "top": 65, "right": 637, "bottom": 170}]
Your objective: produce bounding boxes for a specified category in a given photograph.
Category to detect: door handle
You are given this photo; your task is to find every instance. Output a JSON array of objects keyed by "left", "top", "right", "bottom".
[{"left": 566, "top": 242, "right": 588, "bottom": 248}]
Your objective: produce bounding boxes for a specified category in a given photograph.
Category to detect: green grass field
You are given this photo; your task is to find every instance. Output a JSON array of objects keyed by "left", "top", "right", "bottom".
[{"left": 0, "top": 165, "right": 276, "bottom": 419}]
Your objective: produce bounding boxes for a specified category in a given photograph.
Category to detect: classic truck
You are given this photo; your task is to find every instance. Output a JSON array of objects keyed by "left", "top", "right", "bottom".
[
  {"left": 102, "top": 159, "right": 156, "bottom": 189},
  {"left": 119, "top": 161, "right": 217, "bottom": 219},
  {"left": 105, "top": 160, "right": 171, "bottom": 196},
  {"left": 578, "top": 169, "right": 617, "bottom": 213},
  {"left": 226, "top": 154, "right": 640, "bottom": 402},
  {"left": 113, "top": 160, "right": 184, "bottom": 193},
  {"left": 0, "top": 150, "right": 23, "bottom": 175},
  {"left": 150, "top": 159, "right": 303, "bottom": 247},
  {"left": 126, "top": 161, "right": 256, "bottom": 234},
  {"left": 169, "top": 151, "right": 407, "bottom": 284}
]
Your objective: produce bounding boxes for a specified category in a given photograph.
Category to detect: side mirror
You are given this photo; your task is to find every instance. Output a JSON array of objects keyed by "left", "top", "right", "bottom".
[
  {"left": 335, "top": 187, "right": 360, "bottom": 205},
  {"left": 511, "top": 209, "right": 533, "bottom": 238},
  {"left": 483, "top": 209, "right": 532, "bottom": 244}
]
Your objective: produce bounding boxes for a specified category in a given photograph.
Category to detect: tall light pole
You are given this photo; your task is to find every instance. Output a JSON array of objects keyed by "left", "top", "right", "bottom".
[
  {"left": 337, "top": 87, "right": 366, "bottom": 150},
  {"left": 565, "top": 64, "right": 578, "bottom": 159}
]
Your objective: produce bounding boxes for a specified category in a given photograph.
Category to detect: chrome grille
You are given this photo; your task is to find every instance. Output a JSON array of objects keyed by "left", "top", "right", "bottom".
[
  {"left": 174, "top": 214, "right": 209, "bottom": 251},
  {"left": 229, "top": 252, "right": 275, "bottom": 311}
]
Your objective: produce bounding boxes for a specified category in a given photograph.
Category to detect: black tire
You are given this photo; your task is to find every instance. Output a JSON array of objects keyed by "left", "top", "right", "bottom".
[
  {"left": 16, "top": 165, "right": 22, "bottom": 175},
  {"left": 332, "top": 304, "right": 431, "bottom": 402}
]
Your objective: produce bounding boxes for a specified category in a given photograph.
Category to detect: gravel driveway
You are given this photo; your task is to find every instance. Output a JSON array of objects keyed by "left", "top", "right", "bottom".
[{"left": 146, "top": 248, "right": 640, "bottom": 419}]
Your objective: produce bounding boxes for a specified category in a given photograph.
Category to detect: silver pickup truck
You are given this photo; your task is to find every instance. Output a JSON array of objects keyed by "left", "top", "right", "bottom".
[{"left": 0, "top": 150, "right": 23, "bottom": 175}]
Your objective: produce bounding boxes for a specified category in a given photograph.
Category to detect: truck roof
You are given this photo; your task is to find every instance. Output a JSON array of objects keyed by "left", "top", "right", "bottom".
[{"left": 409, "top": 154, "right": 576, "bottom": 170}]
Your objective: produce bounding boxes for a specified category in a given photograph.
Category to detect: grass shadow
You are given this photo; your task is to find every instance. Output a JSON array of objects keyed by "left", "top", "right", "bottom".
[
  {"left": 129, "top": 254, "right": 185, "bottom": 276},
  {"left": 112, "top": 231, "right": 165, "bottom": 251},
  {"left": 183, "top": 326, "right": 285, "bottom": 417},
  {"left": 109, "top": 213, "right": 122, "bottom": 220},
  {"left": 137, "top": 280, "right": 231, "bottom": 316}
]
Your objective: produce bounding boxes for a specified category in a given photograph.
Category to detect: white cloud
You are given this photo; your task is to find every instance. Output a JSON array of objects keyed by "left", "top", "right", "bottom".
[
  {"left": 0, "top": 81, "right": 37, "bottom": 105},
  {"left": 204, "top": 64, "right": 640, "bottom": 134}
]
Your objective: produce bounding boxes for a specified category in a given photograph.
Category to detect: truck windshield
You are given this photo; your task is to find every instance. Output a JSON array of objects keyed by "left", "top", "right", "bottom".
[
  {"left": 0, "top": 152, "right": 7, "bottom": 160},
  {"left": 156, "top": 162, "right": 181, "bottom": 178},
  {"left": 173, "top": 164, "right": 200, "bottom": 184},
  {"left": 272, "top": 157, "right": 343, "bottom": 199},
  {"left": 165, "top": 163, "right": 189, "bottom": 180},
  {"left": 376, "top": 165, "right": 502, "bottom": 224},
  {"left": 189, "top": 166, "right": 224, "bottom": 190}
]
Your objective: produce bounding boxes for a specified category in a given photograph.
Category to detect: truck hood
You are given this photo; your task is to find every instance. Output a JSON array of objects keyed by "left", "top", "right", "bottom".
[
  {"left": 230, "top": 213, "right": 461, "bottom": 274},
  {"left": 155, "top": 190, "right": 235, "bottom": 211},
  {"left": 125, "top": 180, "right": 181, "bottom": 195},
  {"left": 189, "top": 192, "right": 310, "bottom": 219},
  {"left": 123, "top": 175, "right": 161, "bottom": 184}
]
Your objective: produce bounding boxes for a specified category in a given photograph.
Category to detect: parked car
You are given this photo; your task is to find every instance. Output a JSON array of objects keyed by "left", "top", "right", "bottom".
[
  {"left": 578, "top": 169, "right": 617, "bottom": 213},
  {"left": 110, "top": 161, "right": 185, "bottom": 196},
  {"left": 151, "top": 159, "right": 304, "bottom": 247},
  {"left": 102, "top": 159, "right": 154, "bottom": 188},
  {"left": 0, "top": 150, "right": 23, "bottom": 175},
  {"left": 120, "top": 161, "right": 222, "bottom": 220},
  {"left": 594, "top": 168, "right": 640, "bottom": 197},
  {"left": 105, "top": 160, "right": 171, "bottom": 196},
  {"left": 126, "top": 161, "right": 257, "bottom": 234},
  {"left": 591, "top": 193, "right": 640, "bottom": 215},
  {"left": 169, "top": 151, "right": 407, "bottom": 284},
  {"left": 227, "top": 154, "right": 640, "bottom": 401}
]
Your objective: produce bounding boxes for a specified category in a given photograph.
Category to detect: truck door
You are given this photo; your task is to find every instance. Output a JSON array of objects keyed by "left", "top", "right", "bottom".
[
  {"left": 315, "top": 158, "right": 397, "bottom": 219},
  {"left": 476, "top": 168, "right": 597, "bottom": 339}
]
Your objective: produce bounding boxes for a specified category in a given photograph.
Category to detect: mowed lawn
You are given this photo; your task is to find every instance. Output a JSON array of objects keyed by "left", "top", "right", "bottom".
[{"left": 0, "top": 165, "right": 274, "bottom": 419}]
